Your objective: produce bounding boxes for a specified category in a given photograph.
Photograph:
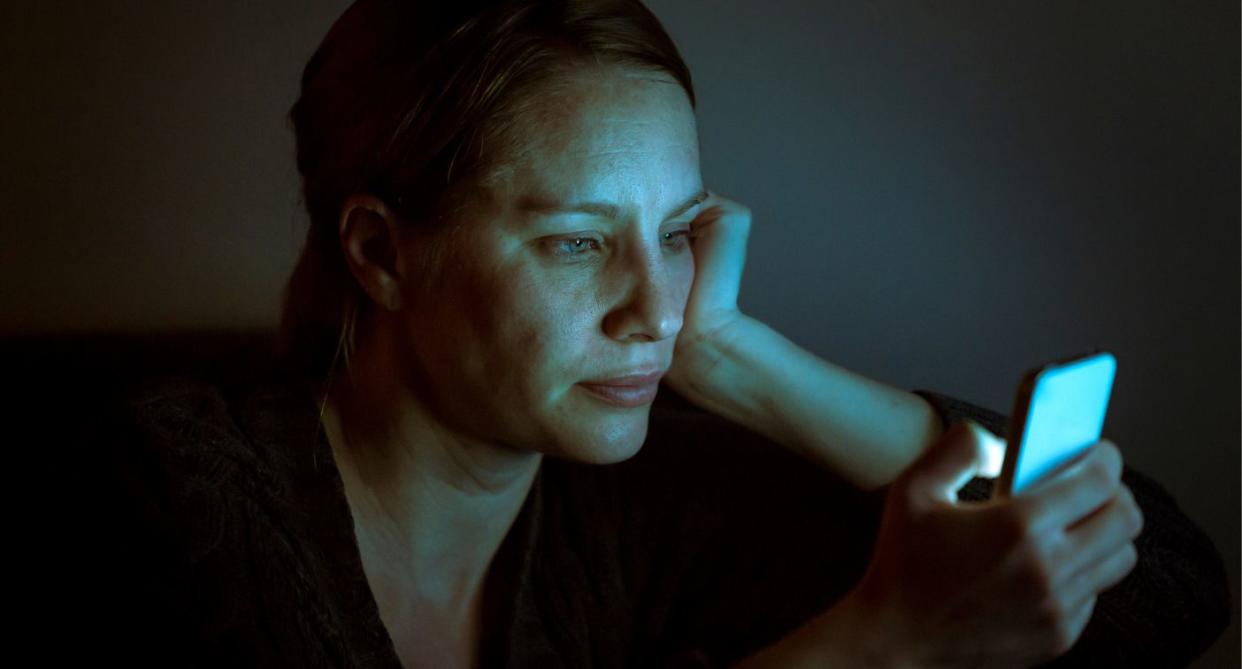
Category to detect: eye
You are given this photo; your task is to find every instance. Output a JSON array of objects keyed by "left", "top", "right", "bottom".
[
  {"left": 549, "top": 236, "right": 602, "bottom": 258},
  {"left": 663, "top": 229, "right": 694, "bottom": 251},
  {"left": 547, "top": 230, "right": 694, "bottom": 260}
]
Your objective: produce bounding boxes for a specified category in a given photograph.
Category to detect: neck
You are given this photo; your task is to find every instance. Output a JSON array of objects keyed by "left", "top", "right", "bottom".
[{"left": 318, "top": 324, "right": 542, "bottom": 610}]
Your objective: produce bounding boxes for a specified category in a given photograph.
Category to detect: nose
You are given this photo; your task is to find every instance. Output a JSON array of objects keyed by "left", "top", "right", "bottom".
[{"left": 601, "top": 243, "right": 685, "bottom": 342}]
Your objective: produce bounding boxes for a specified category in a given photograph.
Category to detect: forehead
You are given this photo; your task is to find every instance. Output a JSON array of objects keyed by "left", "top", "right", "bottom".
[{"left": 481, "top": 68, "right": 700, "bottom": 204}]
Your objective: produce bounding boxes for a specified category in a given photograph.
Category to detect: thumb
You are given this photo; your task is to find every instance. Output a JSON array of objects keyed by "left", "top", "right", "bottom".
[{"left": 903, "top": 419, "right": 1004, "bottom": 507}]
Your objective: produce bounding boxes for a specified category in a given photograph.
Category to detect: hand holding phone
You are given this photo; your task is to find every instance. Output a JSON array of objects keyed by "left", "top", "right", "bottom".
[
  {"left": 844, "top": 349, "right": 1137, "bottom": 667},
  {"left": 997, "top": 350, "right": 1118, "bottom": 499}
]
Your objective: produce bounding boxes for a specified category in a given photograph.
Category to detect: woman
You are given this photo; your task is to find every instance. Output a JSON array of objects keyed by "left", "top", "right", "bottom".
[
  {"left": 275, "top": 0, "right": 1147, "bottom": 666},
  {"left": 100, "top": 0, "right": 1157, "bottom": 667}
]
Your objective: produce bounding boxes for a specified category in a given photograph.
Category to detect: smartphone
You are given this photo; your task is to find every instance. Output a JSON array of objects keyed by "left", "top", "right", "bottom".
[{"left": 996, "top": 350, "right": 1117, "bottom": 499}]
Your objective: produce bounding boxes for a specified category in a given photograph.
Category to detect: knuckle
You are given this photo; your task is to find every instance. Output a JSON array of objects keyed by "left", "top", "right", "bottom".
[
  {"left": 1094, "top": 441, "right": 1123, "bottom": 480},
  {"left": 1130, "top": 506, "right": 1146, "bottom": 538},
  {"left": 1120, "top": 482, "right": 1136, "bottom": 504},
  {"left": 1100, "top": 439, "right": 1123, "bottom": 466},
  {"left": 1088, "top": 457, "right": 1117, "bottom": 491}
]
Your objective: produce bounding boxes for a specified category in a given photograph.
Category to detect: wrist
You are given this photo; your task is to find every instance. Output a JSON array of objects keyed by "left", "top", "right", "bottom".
[
  {"left": 731, "top": 589, "right": 911, "bottom": 669},
  {"left": 668, "top": 313, "right": 765, "bottom": 411},
  {"left": 815, "top": 589, "right": 912, "bottom": 669}
]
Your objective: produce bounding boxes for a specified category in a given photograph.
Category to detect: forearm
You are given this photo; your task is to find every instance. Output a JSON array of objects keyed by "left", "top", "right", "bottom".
[
  {"left": 731, "top": 591, "right": 900, "bottom": 669},
  {"left": 676, "top": 316, "right": 945, "bottom": 491}
]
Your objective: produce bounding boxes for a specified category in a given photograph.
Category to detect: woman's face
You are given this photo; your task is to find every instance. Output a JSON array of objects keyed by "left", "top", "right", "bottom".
[{"left": 394, "top": 67, "right": 703, "bottom": 464}]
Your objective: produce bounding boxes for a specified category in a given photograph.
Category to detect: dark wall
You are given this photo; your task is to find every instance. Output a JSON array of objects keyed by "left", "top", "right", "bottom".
[
  {"left": 646, "top": 3, "right": 1238, "bottom": 665},
  {"left": 3, "top": 2, "right": 1237, "bottom": 665}
]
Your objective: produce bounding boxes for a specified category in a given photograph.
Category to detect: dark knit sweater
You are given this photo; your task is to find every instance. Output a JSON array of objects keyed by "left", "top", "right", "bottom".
[{"left": 77, "top": 373, "right": 1230, "bottom": 667}]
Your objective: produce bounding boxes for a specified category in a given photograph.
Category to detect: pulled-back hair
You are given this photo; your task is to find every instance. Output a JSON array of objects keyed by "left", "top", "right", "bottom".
[{"left": 279, "top": 0, "right": 695, "bottom": 393}]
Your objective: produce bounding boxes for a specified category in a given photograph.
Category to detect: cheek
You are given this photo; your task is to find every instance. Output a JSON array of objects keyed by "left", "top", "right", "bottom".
[{"left": 463, "top": 259, "right": 596, "bottom": 385}]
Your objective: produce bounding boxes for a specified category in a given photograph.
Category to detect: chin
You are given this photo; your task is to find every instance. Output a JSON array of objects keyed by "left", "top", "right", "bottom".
[
  {"left": 535, "top": 384, "right": 658, "bottom": 463},
  {"left": 577, "top": 439, "right": 645, "bottom": 465},
  {"left": 551, "top": 413, "right": 650, "bottom": 465}
]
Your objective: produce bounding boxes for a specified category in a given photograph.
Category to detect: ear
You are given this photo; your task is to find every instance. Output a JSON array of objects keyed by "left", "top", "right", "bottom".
[{"left": 338, "top": 193, "right": 407, "bottom": 311}]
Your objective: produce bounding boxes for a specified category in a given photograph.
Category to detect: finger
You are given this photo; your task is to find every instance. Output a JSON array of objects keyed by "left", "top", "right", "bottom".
[
  {"left": 1021, "top": 442, "right": 1123, "bottom": 532},
  {"left": 1096, "top": 542, "right": 1140, "bottom": 592},
  {"left": 686, "top": 190, "right": 749, "bottom": 313},
  {"left": 1030, "top": 594, "right": 1097, "bottom": 661},
  {"left": 1059, "top": 485, "right": 1143, "bottom": 578},
  {"left": 904, "top": 419, "right": 993, "bottom": 507},
  {"left": 1064, "top": 542, "right": 1138, "bottom": 611},
  {"left": 979, "top": 434, "right": 1007, "bottom": 479},
  {"left": 1058, "top": 594, "right": 1098, "bottom": 656},
  {"left": 1065, "top": 481, "right": 1143, "bottom": 537}
]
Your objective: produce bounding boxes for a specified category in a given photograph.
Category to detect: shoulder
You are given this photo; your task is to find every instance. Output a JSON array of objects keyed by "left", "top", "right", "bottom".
[
  {"left": 79, "top": 372, "right": 345, "bottom": 607},
  {"left": 87, "top": 373, "right": 344, "bottom": 664},
  {"left": 117, "top": 372, "right": 324, "bottom": 487},
  {"left": 122, "top": 374, "right": 261, "bottom": 470},
  {"left": 99, "top": 375, "right": 298, "bottom": 554},
  {"left": 109, "top": 375, "right": 298, "bottom": 518}
]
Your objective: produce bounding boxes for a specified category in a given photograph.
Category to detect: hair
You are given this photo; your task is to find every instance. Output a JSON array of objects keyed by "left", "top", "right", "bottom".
[{"left": 278, "top": 0, "right": 696, "bottom": 398}]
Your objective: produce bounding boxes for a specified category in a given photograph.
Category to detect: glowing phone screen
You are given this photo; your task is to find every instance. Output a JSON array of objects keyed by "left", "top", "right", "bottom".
[{"left": 1011, "top": 352, "right": 1116, "bottom": 495}]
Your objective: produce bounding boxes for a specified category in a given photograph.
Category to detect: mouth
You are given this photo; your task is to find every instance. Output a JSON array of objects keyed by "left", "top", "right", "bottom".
[
  {"left": 578, "top": 379, "right": 665, "bottom": 412},
  {"left": 580, "top": 370, "right": 666, "bottom": 386}
]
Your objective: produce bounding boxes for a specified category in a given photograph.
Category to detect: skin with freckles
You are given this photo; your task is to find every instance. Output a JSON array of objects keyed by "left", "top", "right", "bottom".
[
  {"left": 404, "top": 66, "right": 702, "bottom": 465},
  {"left": 320, "top": 65, "right": 704, "bottom": 669}
]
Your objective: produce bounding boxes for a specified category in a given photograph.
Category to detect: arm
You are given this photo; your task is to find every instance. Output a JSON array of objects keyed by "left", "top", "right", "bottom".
[
  {"left": 671, "top": 314, "right": 945, "bottom": 491},
  {"left": 730, "top": 591, "right": 898, "bottom": 669}
]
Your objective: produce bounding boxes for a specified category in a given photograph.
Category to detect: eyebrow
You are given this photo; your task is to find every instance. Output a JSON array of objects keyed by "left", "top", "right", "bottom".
[{"left": 517, "top": 188, "right": 710, "bottom": 222}]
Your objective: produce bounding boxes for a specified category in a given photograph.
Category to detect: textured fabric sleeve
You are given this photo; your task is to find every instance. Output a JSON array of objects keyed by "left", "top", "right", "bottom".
[
  {"left": 70, "top": 380, "right": 219, "bottom": 667},
  {"left": 910, "top": 388, "right": 1233, "bottom": 667},
  {"left": 74, "top": 376, "right": 342, "bottom": 668}
]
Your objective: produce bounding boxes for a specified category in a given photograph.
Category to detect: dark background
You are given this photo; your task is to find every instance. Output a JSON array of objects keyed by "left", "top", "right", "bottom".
[{"left": 2, "top": 1, "right": 1237, "bottom": 665}]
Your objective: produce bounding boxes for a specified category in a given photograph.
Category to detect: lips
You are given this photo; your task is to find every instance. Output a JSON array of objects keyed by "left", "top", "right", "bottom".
[
  {"left": 578, "top": 370, "right": 665, "bottom": 408},
  {"left": 582, "top": 371, "right": 665, "bottom": 386},
  {"left": 578, "top": 380, "right": 661, "bottom": 407}
]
